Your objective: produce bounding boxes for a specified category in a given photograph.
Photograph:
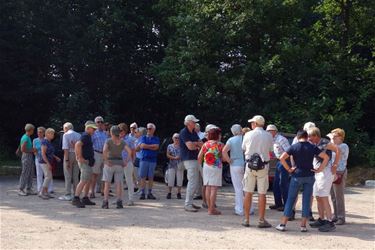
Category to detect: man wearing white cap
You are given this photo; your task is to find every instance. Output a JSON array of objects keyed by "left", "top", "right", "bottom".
[
  {"left": 266, "top": 124, "right": 291, "bottom": 211},
  {"left": 179, "top": 114, "right": 203, "bottom": 212},
  {"left": 242, "top": 115, "right": 273, "bottom": 227}
]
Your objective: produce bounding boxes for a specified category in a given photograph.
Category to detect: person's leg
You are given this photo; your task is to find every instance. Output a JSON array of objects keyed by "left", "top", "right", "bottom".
[
  {"left": 258, "top": 194, "right": 266, "bottom": 220},
  {"left": 330, "top": 187, "right": 338, "bottom": 219},
  {"left": 243, "top": 192, "right": 253, "bottom": 223},
  {"left": 41, "top": 163, "right": 52, "bottom": 195},
  {"left": 90, "top": 152, "right": 102, "bottom": 196},
  {"left": 195, "top": 166, "right": 203, "bottom": 198},
  {"left": 321, "top": 196, "right": 333, "bottom": 220},
  {"left": 230, "top": 166, "right": 244, "bottom": 215},
  {"left": 279, "top": 162, "right": 290, "bottom": 207},
  {"left": 206, "top": 186, "right": 211, "bottom": 213},
  {"left": 35, "top": 159, "right": 43, "bottom": 192},
  {"left": 184, "top": 160, "right": 199, "bottom": 207},
  {"left": 71, "top": 154, "right": 80, "bottom": 195},
  {"left": 335, "top": 170, "right": 347, "bottom": 221},
  {"left": 316, "top": 196, "right": 324, "bottom": 219},
  {"left": 210, "top": 186, "right": 219, "bottom": 214},
  {"left": 25, "top": 154, "right": 34, "bottom": 190},
  {"left": 176, "top": 166, "right": 183, "bottom": 195},
  {"left": 272, "top": 163, "right": 283, "bottom": 208},
  {"left": 167, "top": 167, "right": 176, "bottom": 195},
  {"left": 19, "top": 154, "right": 29, "bottom": 191},
  {"left": 124, "top": 162, "right": 134, "bottom": 201},
  {"left": 147, "top": 162, "right": 157, "bottom": 193},
  {"left": 280, "top": 177, "right": 300, "bottom": 226},
  {"left": 256, "top": 168, "right": 269, "bottom": 222},
  {"left": 301, "top": 177, "right": 314, "bottom": 227}
]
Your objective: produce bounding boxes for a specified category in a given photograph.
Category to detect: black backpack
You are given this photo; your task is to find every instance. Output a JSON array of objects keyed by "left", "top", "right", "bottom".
[{"left": 246, "top": 153, "right": 268, "bottom": 171}]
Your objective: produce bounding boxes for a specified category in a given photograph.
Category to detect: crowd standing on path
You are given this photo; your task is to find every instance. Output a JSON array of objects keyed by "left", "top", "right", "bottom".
[{"left": 17, "top": 113, "right": 349, "bottom": 233}]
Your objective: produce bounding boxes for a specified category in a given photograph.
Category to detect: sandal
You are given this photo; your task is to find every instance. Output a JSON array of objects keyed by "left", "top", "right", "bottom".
[
  {"left": 208, "top": 210, "right": 221, "bottom": 215},
  {"left": 300, "top": 226, "right": 308, "bottom": 233}
]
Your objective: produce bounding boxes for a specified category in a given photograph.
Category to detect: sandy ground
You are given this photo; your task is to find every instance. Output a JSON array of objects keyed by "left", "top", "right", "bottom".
[{"left": 1, "top": 176, "right": 374, "bottom": 249}]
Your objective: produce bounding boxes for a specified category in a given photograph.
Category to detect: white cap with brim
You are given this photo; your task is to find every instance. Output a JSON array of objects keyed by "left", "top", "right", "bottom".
[
  {"left": 184, "top": 114, "right": 199, "bottom": 123},
  {"left": 248, "top": 115, "right": 265, "bottom": 125},
  {"left": 303, "top": 122, "right": 316, "bottom": 131},
  {"left": 205, "top": 124, "right": 218, "bottom": 132},
  {"left": 266, "top": 124, "right": 278, "bottom": 131}
]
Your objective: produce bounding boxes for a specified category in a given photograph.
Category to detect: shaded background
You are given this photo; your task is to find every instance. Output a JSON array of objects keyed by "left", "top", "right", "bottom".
[{"left": 0, "top": 0, "right": 374, "bottom": 167}]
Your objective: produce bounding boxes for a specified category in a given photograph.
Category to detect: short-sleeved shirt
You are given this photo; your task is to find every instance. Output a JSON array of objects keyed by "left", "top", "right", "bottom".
[
  {"left": 201, "top": 140, "right": 224, "bottom": 168},
  {"left": 167, "top": 144, "right": 181, "bottom": 169},
  {"left": 179, "top": 127, "right": 200, "bottom": 161},
  {"left": 92, "top": 130, "right": 108, "bottom": 152},
  {"left": 225, "top": 135, "right": 244, "bottom": 167},
  {"left": 20, "top": 134, "right": 32, "bottom": 151},
  {"left": 333, "top": 143, "right": 349, "bottom": 172},
  {"left": 33, "top": 138, "right": 42, "bottom": 160},
  {"left": 106, "top": 138, "right": 125, "bottom": 165},
  {"left": 313, "top": 138, "right": 332, "bottom": 168},
  {"left": 38, "top": 139, "right": 55, "bottom": 164},
  {"left": 140, "top": 135, "right": 160, "bottom": 162},
  {"left": 242, "top": 127, "right": 273, "bottom": 162},
  {"left": 121, "top": 135, "right": 135, "bottom": 160},
  {"left": 135, "top": 137, "right": 142, "bottom": 159},
  {"left": 273, "top": 133, "right": 291, "bottom": 159},
  {"left": 62, "top": 129, "right": 81, "bottom": 153},
  {"left": 80, "top": 132, "right": 95, "bottom": 166},
  {"left": 286, "top": 141, "right": 322, "bottom": 177}
]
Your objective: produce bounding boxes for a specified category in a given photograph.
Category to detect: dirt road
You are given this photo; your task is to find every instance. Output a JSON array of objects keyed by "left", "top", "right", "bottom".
[{"left": 1, "top": 176, "right": 374, "bottom": 249}]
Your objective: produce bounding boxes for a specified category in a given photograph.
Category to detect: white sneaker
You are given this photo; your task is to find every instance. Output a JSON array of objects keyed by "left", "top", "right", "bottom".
[
  {"left": 18, "top": 190, "right": 27, "bottom": 196},
  {"left": 276, "top": 224, "right": 286, "bottom": 231},
  {"left": 58, "top": 195, "right": 72, "bottom": 201}
]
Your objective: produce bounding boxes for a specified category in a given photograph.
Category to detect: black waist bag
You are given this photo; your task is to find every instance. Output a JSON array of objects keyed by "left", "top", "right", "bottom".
[{"left": 246, "top": 153, "right": 268, "bottom": 171}]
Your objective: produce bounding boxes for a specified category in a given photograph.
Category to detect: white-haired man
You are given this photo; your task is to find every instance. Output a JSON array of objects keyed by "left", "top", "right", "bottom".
[
  {"left": 242, "top": 115, "right": 273, "bottom": 228},
  {"left": 59, "top": 122, "right": 81, "bottom": 201},
  {"left": 180, "top": 115, "right": 203, "bottom": 212}
]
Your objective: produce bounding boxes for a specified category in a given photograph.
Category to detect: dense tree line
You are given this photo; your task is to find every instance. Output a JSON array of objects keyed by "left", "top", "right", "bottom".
[{"left": 0, "top": 0, "right": 374, "bottom": 166}]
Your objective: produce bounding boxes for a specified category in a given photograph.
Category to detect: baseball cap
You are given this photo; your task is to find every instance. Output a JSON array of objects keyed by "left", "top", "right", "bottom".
[
  {"left": 248, "top": 115, "right": 265, "bottom": 125},
  {"left": 266, "top": 124, "right": 278, "bottom": 131},
  {"left": 172, "top": 133, "right": 179, "bottom": 138},
  {"left": 85, "top": 120, "right": 97, "bottom": 130},
  {"left": 184, "top": 114, "right": 199, "bottom": 123},
  {"left": 94, "top": 116, "right": 104, "bottom": 123}
]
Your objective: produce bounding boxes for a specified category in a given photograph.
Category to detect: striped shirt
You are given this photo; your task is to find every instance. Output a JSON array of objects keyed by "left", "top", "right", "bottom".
[
  {"left": 92, "top": 130, "right": 108, "bottom": 152},
  {"left": 273, "top": 133, "right": 291, "bottom": 159}
]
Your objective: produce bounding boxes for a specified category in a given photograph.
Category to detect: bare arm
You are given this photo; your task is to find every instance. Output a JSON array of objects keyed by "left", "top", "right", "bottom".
[
  {"left": 41, "top": 145, "right": 52, "bottom": 170},
  {"left": 280, "top": 152, "right": 295, "bottom": 174},
  {"left": 21, "top": 141, "right": 31, "bottom": 153},
  {"left": 185, "top": 141, "right": 201, "bottom": 151},
  {"left": 326, "top": 142, "right": 341, "bottom": 174},
  {"left": 75, "top": 141, "right": 86, "bottom": 164},
  {"left": 197, "top": 146, "right": 204, "bottom": 165},
  {"left": 123, "top": 144, "right": 132, "bottom": 166},
  {"left": 222, "top": 144, "right": 231, "bottom": 163},
  {"left": 312, "top": 152, "right": 329, "bottom": 173},
  {"left": 103, "top": 142, "right": 111, "bottom": 166}
]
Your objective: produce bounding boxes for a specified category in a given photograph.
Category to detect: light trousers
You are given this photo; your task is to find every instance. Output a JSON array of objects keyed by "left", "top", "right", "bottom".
[
  {"left": 230, "top": 166, "right": 244, "bottom": 214},
  {"left": 41, "top": 163, "right": 53, "bottom": 189},
  {"left": 331, "top": 169, "right": 347, "bottom": 220},
  {"left": 183, "top": 160, "right": 199, "bottom": 206},
  {"left": 35, "top": 158, "right": 53, "bottom": 192},
  {"left": 63, "top": 152, "right": 79, "bottom": 195},
  {"left": 124, "top": 162, "right": 134, "bottom": 201}
]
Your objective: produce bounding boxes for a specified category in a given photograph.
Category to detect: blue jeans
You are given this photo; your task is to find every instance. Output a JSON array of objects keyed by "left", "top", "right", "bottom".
[
  {"left": 273, "top": 161, "right": 290, "bottom": 207},
  {"left": 284, "top": 176, "right": 315, "bottom": 218}
]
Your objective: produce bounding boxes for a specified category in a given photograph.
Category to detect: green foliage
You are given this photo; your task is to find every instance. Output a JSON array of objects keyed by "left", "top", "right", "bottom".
[{"left": 0, "top": 0, "right": 374, "bottom": 167}]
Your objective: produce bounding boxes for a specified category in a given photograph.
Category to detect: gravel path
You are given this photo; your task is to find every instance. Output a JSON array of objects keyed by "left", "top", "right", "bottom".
[{"left": 1, "top": 176, "right": 374, "bottom": 249}]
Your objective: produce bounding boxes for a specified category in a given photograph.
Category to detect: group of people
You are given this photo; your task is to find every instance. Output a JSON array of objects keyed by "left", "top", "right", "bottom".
[{"left": 17, "top": 114, "right": 349, "bottom": 233}]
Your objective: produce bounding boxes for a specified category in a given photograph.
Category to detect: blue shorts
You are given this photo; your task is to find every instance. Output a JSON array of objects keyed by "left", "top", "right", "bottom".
[{"left": 139, "top": 160, "right": 157, "bottom": 178}]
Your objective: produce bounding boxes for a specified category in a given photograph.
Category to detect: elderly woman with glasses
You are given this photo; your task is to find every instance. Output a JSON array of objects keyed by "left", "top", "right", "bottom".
[
  {"left": 166, "top": 133, "right": 183, "bottom": 199},
  {"left": 329, "top": 128, "right": 349, "bottom": 225}
]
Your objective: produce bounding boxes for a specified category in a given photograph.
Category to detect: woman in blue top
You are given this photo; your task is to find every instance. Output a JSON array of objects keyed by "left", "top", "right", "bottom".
[
  {"left": 33, "top": 127, "right": 53, "bottom": 193},
  {"left": 222, "top": 124, "right": 246, "bottom": 216},
  {"left": 276, "top": 130, "right": 329, "bottom": 232},
  {"left": 18, "top": 123, "right": 37, "bottom": 196},
  {"left": 39, "top": 128, "right": 61, "bottom": 199}
]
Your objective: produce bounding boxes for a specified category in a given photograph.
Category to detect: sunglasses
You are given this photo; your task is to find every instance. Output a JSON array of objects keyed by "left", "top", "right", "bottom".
[
  {"left": 147, "top": 128, "right": 153, "bottom": 130},
  {"left": 96, "top": 121, "right": 104, "bottom": 124}
]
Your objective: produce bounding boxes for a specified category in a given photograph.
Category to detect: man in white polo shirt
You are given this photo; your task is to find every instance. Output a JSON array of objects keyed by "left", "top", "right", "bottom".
[
  {"left": 242, "top": 115, "right": 273, "bottom": 228},
  {"left": 59, "top": 122, "right": 81, "bottom": 201}
]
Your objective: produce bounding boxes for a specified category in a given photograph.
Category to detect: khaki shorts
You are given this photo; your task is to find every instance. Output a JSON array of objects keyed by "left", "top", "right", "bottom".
[
  {"left": 78, "top": 162, "right": 93, "bottom": 182},
  {"left": 102, "top": 164, "right": 123, "bottom": 183},
  {"left": 92, "top": 152, "right": 104, "bottom": 174},
  {"left": 243, "top": 167, "right": 269, "bottom": 194}
]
